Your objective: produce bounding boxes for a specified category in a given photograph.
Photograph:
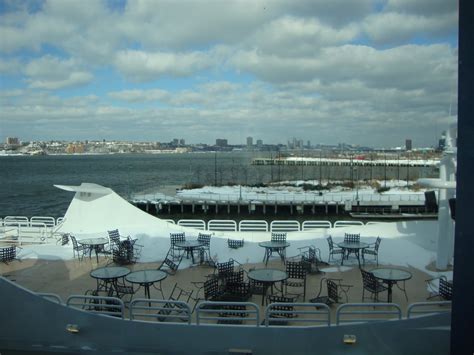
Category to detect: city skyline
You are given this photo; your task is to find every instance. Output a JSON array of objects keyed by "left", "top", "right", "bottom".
[{"left": 0, "top": 0, "right": 458, "bottom": 147}]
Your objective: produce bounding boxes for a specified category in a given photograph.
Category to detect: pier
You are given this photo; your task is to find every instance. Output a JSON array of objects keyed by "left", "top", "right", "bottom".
[{"left": 252, "top": 157, "right": 439, "bottom": 168}]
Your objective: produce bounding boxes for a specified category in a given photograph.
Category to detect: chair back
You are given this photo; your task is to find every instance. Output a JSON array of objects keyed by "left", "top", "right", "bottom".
[
  {"left": 267, "top": 295, "right": 296, "bottom": 318},
  {"left": 70, "top": 235, "right": 80, "bottom": 248},
  {"left": 344, "top": 233, "right": 360, "bottom": 243},
  {"left": 327, "top": 236, "right": 335, "bottom": 250},
  {"left": 108, "top": 229, "right": 121, "bottom": 246},
  {"left": 60, "top": 233, "right": 70, "bottom": 246},
  {"left": 198, "top": 233, "right": 211, "bottom": 246},
  {"left": 286, "top": 261, "right": 307, "bottom": 280},
  {"left": 217, "top": 259, "right": 235, "bottom": 277},
  {"left": 361, "top": 269, "right": 378, "bottom": 292},
  {"left": 271, "top": 232, "right": 287, "bottom": 243},
  {"left": 374, "top": 237, "right": 382, "bottom": 251},
  {"left": 327, "top": 279, "right": 339, "bottom": 302},
  {"left": 170, "top": 232, "right": 186, "bottom": 246},
  {"left": 204, "top": 278, "right": 220, "bottom": 300},
  {"left": 225, "top": 269, "right": 245, "bottom": 284},
  {"left": 439, "top": 277, "right": 453, "bottom": 300}
]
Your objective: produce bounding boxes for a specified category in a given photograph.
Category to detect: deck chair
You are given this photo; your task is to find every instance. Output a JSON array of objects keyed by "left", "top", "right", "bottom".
[
  {"left": 327, "top": 236, "right": 344, "bottom": 263},
  {"left": 283, "top": 261, "right": 307, "bottom": 301},
  {"left": 426, "top": 276, "right": 453, "bottom": 301},
  {"left": 158, "top": 248, "right": 183, "bottom": 275},
  {"left": 227, "top": 238, "right": 244, "bottom": 249},
  {"left": 266, "top": 295, "right": 297, "bottom": 325},
  {"left": 157, "top": 283, "right": 198, "bottom": 321},
  {"left": 70, "top": 235, "right": 87, "bottom": 260},
  {"left": 344, "top": 233, "right": 360, "bottom": 243},
  {"left": 362, "top": 237, "right": 382, "bottom": 266},
  {"left": 310, "top": 278, "right": 352, "bottom": 306},
  {"left": 293, "top": 245, "right": 324, "bottom": 274},
  {"left": 197, "top": 233, "right": 213, "bottom": 265},
  {"left": 169, "top": 232, "right": 186, "bottom": 260},
  {"left": 361, "top": 269, "right": 388, "bottom": 302}
]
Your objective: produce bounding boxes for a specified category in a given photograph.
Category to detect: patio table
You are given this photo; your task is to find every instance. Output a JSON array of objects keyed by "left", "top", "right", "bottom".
[
  {"left": 125, "top": 270, "right": 167, "bottom": 300},
  {"left": 337, "top": 241, "right": 369, "bottom": 268},
  {"left": 78, "top": 237, "right": 109, "bottom": 263},
  {"left": 90, "top": 266, "right": 130, "bottom": 295},
  {"left": 248, "top": 268, "right": 288, "bottom": 306},
  {"left": 175, "top": 240, "right": 204, "bottom": 264},
  {"left": 371, "top": 267, "right": 412, "bottom": 302},
  {"left": 259, "top": 241, "right": 290, "bottom": 266}
]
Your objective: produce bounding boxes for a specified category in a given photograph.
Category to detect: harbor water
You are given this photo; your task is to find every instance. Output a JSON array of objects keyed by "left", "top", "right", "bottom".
[{"left": 0, "top": 152, "right": 437, "bottom": 218}]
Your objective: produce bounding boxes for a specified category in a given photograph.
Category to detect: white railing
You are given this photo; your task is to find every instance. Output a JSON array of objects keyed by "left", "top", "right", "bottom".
[
  {"left": 302, "top": 221, "right": 332, "bottom": 230},
  {"left": 177, "top": 219, "right": 206, "bottom": 230},
  {"left": 333, "top": 221, "right": 365, "bottom": 228},
  {"left": 270, "top": 220, "right": 300, "bottom": 232},
  {"left": 239, "top": 220, "right": 268, "bottom": 232},
  {"left": 207, "top": 220, "right": 237, "bottom": 232}
]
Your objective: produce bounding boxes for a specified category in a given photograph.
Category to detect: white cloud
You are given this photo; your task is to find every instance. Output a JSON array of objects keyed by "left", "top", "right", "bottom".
[
  {"left": 114, "top": 50, "right": 215, "bottom": 81},
  {"left": 24, "top": 55, "right": 93, "bottom": 89},
  {"left": 363, "top": 11, "right": 457, "bottom": 44}
]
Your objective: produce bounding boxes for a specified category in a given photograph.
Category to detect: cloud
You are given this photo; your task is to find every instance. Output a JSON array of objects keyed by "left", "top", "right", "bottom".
[
  {"left": 114, "top": 50, "right": 215, "bottom": 81},
  {"left": 24, "top": 55, "right": 93, "bottom": 89},
  {"left": 362, "top": 11, "right": 458, "bottom": 44}
]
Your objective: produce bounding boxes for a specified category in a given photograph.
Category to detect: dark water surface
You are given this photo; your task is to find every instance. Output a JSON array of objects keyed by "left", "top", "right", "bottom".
[{"left": 0, "top": 152, "right": 436, "bottom": 218}]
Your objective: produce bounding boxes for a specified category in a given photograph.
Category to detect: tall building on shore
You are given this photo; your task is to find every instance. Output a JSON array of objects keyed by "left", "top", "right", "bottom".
[
  {"left": 405, "top": 139, "right": 412, "bottom": 151},
  {"left": 6, "top": 137, "right": 19, "bottom": 145},
  {"left": 246, "top": 136, "right": 253, "bottom": 148},
  {"left": 216, "top": 139, "right": 228, "bottom": 147}
]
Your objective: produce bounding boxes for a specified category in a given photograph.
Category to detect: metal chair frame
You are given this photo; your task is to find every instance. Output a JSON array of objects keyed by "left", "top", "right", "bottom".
[
  {"left": 362, "top": 237, "right": 382, "bottom": 266},
  {"left": 327, "top": 236, "right": 344, "bottom": 263},
  {"left": 361, "top": 269, "right": 388, "bottom": 302},
  {"left": 284, "top": 261, "right": 307, "bottom": 301}
]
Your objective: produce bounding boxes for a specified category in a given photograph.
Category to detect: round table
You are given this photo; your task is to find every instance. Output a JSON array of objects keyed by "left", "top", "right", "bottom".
[
  {"left": 78, "top": 237, "right": 109, "bottom": 263},
  {"left": 258, "top": 241, "right": 291, "bottom": 266},
  {"left": 90, "top": 266, "right": 130, "bottom": 294},
  {"left": 125, "top": 270, "right": 168, "bottom": 299},
  {"left": 248, "top": 269, "right": 288, "bottom": 305},
  {"left": 371, "top": 268, "right": 412, "bottom": 302},
  {"left": 336, "top": 241, "right": 369, "bottom": 267},
  {"left": 175, "top": 240, "right": 204, "bottom": 264}
]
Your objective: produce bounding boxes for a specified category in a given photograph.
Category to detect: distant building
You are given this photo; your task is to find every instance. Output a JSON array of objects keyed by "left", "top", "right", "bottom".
[
  {"left": 246, "top": 136, "right": 253, "bottom": 148},
  {"left": 256, "top": 139, "right": 263, "bottom": 148},
  {"left": 179, "top": 138, "right": 185, "bottom": 146},
  {"left": 6, "top": 137, "right": 19, "bottom": 145},
  {"left": 216, "top": 139, "right": 228, "bottom": 147},
  {"left": 66, "top": 143, "right": 85, "bottom": 154},
  {"left": 172, "top": 138, "right": 179, "bottom": 146},
  {"left": 405, "top": 139, "right": 412, "bottom": 151}
]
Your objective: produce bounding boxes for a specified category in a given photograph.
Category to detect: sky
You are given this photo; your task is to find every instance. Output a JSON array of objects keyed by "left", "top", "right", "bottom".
[{"left": 0, "top": 0, "right": 458, "bottom": 147}]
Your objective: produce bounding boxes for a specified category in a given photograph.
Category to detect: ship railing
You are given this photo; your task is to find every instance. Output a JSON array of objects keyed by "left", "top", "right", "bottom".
[
  {"left": 50, "top": 296, "right": 451, "bottom": 327},
  {"left": 264, "top": 302, "right": 331, "bottom": 327},
  {"left": 335, "top": 303, "right": 402, "bottom": 325},
  {"left": 66, "top": 295, "right": 125, "bottom": 319},
  {"left": 130, "top": 299, "right": 192, "bottom": 324},
  {"left": 407, "top": 301, "right": 452, "bottom": 319},
  {"left": 195, "top": 301, "right": 260, "bottom": 326}
]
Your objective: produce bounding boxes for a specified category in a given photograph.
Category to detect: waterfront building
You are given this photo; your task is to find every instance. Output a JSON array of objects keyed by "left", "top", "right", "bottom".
[{"left": 246, "top": 136, "right": 253, "bottom": 148}]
